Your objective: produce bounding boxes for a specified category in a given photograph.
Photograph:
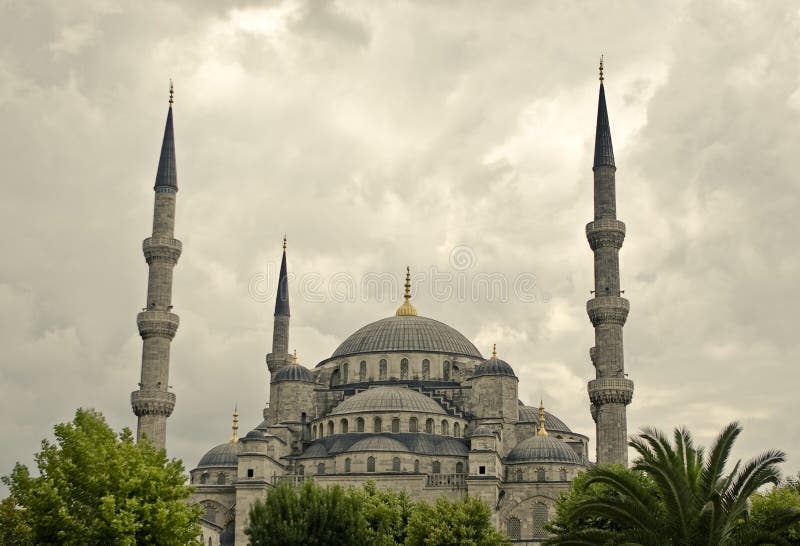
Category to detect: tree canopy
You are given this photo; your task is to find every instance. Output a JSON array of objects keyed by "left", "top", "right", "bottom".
[
  {"left": 0, "top": 408, "right": 201, "bottom": 546},
  {"left": 405, "top": 495, "right": 509, "bottom": 546},
  {"left": 545, "top": 422, "right": 800, "bottom": 546}
]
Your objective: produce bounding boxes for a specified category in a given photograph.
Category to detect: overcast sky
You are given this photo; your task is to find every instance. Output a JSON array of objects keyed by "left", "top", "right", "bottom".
[{"left": 2, "top": 0, "right": 799, "bottom": 494}]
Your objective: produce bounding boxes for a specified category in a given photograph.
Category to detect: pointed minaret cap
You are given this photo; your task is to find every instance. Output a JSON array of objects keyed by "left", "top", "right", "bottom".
[
  {"left": 274, "top": 237, "right": 290, "bottom": 317},
  {"left": 537, "top": 399, "right": 549, "bottom": 437},
  {"left": 395, "top": 266, "right": 418, "bottom": 316},
  {"left": 593, "top": 56, "right": 615, "bottom": 169},
  {"left": 154, "top": 80, "right": 178, "bottom": 191},
  {"left": 230, "top": 405, "right": 239, "bottom": 443}
]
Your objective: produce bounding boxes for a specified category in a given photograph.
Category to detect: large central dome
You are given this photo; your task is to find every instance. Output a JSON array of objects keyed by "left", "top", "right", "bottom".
[{"left": 330, "top": 315, "right": 482, "bottom": 360}]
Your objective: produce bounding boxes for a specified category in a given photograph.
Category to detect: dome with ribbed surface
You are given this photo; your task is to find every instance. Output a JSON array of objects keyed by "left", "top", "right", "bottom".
[
  {"left": 330, "top": 315, "right": 482, "bottom": 360},
  {"left": 506, "top": 436, "right": 581, "bottom": 464},
  {"left": 197, "top": 441, "right": 243, "bottom": 468},
  {"left": 518, "top": 406, "right": 572, "bottom": 432},
  {"left": 472, "top": 357, "right": 516, "bottom": 378},
  {"left": 272, "top": 364, "right": 314, "bottom": 383},
  {"left": 348, "top": 436, "right": 409, "bottom": 453},
  {"left": 329, "top": 387, "right": 446, "bottom": 416}
]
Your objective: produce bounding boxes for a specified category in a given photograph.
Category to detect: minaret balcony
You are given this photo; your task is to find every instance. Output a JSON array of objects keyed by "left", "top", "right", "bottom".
[
  {"left": 131, "top": 389, "right": 176, "bottom": 417},
  {"left": 586, "top": 219, "right": 625, "bottom": 250},
  {"left": 588, "top": 377, "right": 634, "bottom": 406},
  {"left": 143, "top": 236, "right": 182, "bottom": 264},
  {"left": 586, "top": 296, "right": 629, "bottom": 327},
  {"left": 137, "top": 310, "right": 180, "bottom": 339}
]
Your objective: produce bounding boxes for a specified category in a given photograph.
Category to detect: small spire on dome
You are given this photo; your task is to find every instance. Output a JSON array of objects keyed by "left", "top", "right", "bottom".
[
  {"left": 491, "top": 343, "right": 497, "bottom": 359},
  {"left": 537, "top": 399, "right": 549, "bottom": 437},
  {"left": 283, "top": 235, "right": 287, "bottom": 250},
  {"left": 169, "top": 79, "right": 174, "bottom": 105},
  {"left": 599, "top": 55, "right": 604, "bottom": 82},
  {"left": 395, "top": 266, "right": 418, "bottom": 316},
  {"left": 292, "top": 349, "right": 298, "bottom": 365},
  {"left": 230, "top": 404, "right": 239, "bottom": 443}
]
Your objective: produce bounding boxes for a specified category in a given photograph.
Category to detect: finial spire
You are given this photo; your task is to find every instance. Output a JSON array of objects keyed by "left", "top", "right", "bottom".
[
  {"left": 283, "top": 235, "right": 287, "bottom": 250},
  {"left": 599, "top": 55, "right": 604, "bottom": 82},
  {"left": 593, "top": 58, "right": 615, "bottom": 169},
  {"left": 395, "top": 266, "right": 418, "bottom": 316},
  {"left": 274, "top": 236, "right": 290, "bottom": 317},
  {"left": 169, "top": 79, "right": 174, "bottom": 105},
  {"left": 491, "top": 343, "right": 497, "bottom": 359},
  {"left": 537, "top": 399, "right": 549, "bottom": 436},
  {"left": 230, "top": 404, "right": 239, "bottom": 443},
  {"left": 292, "top": 349, "right": 298, "bottom": 365}
]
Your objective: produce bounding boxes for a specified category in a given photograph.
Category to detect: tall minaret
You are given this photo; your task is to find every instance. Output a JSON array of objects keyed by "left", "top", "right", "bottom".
[
  {"left": 266, "top": 237, "right": 291, "bottom": 375},
  {"left": 131, "top": 83, "right": 182, "bottom": 450},
  {"left": 586, "top": 58, "right": 634, "bottom": 465}
]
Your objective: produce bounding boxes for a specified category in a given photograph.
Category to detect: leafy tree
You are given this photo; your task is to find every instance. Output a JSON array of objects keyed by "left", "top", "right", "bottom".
[
  {"left": 0, "top": 496, "right": 32, "bottom": 545},
  {"left": 750, "top": 475, "right": 800, "bottom": 545},
  {"left": 1, "top": 408, "right": 201, "bottom": 546},
  {"left": 349, "top": 480, "right": 414, "bottom": 546},
  {"left": 545, "top": 422, "right": 800, "bottom": 546},
  {"left": 405, "top": 495, "right": 510, "bottom": 546},
  {"left": 246, "top": 481, "right": 368, "bottom": 546}
]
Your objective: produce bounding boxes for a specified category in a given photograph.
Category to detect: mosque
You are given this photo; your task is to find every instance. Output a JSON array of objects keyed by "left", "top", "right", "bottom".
[{"left": 130, "top": 63, "right": 634, "bottom": 545}]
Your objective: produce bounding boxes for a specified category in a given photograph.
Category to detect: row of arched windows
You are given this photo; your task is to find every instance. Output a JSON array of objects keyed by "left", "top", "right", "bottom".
[
  {"left": 332, "top": 358, "right": 457, "bottom": 385},
  {"left": 509, "top": 467, "right": 568, "bottom": 482},
  {"left": 311, "top": 417, "right": 462, "bottom": 439},
  {"left": 505, "top": 502, "right": 550, "bottom": 540},
  {"left": 197, "top": 471, "right": 229, "bottom": 485},
  {"left": 297, "top": 459, "right": 465, "bottom": 475}
]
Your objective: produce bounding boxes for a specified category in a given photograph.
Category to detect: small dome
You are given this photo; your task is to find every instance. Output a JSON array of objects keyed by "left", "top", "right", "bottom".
[
  {"left": 518, "top": 405, "right": 572, "bottom": 432},
  {"left": 329, "top": 387, "right": 446, "bottom": 416},
  {"left": 470, "top": 426, "right": 496, "bottom": 438},
  {"left": 349, "top": 435, "right": 409, "bottom": 453},
  {"left": 197, "top": 441, "right": 243, "bottom": 468},
  {"left": 506, "top": 435, "right": 581, "bottom": 464},
  {"left": 244, "top": 429, "right": 267, "bottom": 441},
  {"left": 272, "top": 363, "right": 314, "bottom": 383},
  {"left": 472, "top": 357, "right": 516, "bottom": 379}
]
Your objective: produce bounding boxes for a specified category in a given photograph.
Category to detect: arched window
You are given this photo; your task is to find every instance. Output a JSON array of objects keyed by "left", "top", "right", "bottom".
[
  {"left": 400, "top": 358, "right": 409, "bottom": 379},
  {"left": 367, "top": 456, "right": 376, "bottom": 472},
  {"left": 356, "top": 417, "right": 365, "bottom": 432},
  {"left": 392, "top": 457, "right": 401, "bottom": 471},
  {"left": 216, "top": 472, "right": 226, "bottom": 485},
  {"left": 342, "top": 362, "right": 349, "bottom": 383},
  {"left": 374, "top": 417, "right": 382, "bottom": 432},
  {"left": 359, "top": 361, "right": 367, "bottom": 381},
  {"left": 414, "top": 459, "right": 420, "bottom": 473},
  {"left": 200, "top": 472, "right": 208, "bottom": 484},
  {"left": 344, "top": 458, "right": 351, "bottom": 473},
  {"left": 319, "top": 425, "right": 324, "bottom": 438},
  {"left": 516, "top": 468, "right": 523, "bottom": 482},
  {"left": 507, "top": 517, "right": 521, "bottom": 540},
  {"left": 422, "top": 359, "right": 430, "bottom": 379},
  {"left": 443, "top": 361, "right": 451, "bottom": 381},
  {"left": 455, "top": 462, "right": 464, "bottom": 474},
  {"left": 409, "top": 417, "right": 418, "bottom": 432},
  {"left": 379, "top": 359, "right": 387, "bottom": 380},
  {"left": 312, "top": 425, "right": 317, "bottom": 438},
  {"left": 533, "top": 502, "right": 549, "bottom": 538},
  {"left": 331, "top": 369, "right": 340, "bottom": 386},
  {"left": 432, "top": 460, "right": 441, "bottom": 474},
  {"left": 340, "top": 419, "right": 348, "bottom": 434},
  {"left": 317, "top": 463, "right": 325, "bottom": 475},
  {"left": 392, "top": 417, "right": 400, "bottom": 433},
  {"left": 453, "top": 422, "right": 461, "bottom": 437},
  {"left": 559, "top": 467, "right": 568, "bottom": 481},
  {"left": 297, "top": 464, "right": 305, "bottom": 476},
  {"left": 536, "top": 467, "right": 546, "bottom": 482},
  {"left": 425, "top": 418, "right": 434, "bottom": 433},
  {"left": 441, "top": 420, "right": 449, "bottom": 435},
  {"left": 209, "top": 538, "right": 213, "bottom": 546},
  {"left": 327, "top": 421, "right": 334, "bottom": 436}
]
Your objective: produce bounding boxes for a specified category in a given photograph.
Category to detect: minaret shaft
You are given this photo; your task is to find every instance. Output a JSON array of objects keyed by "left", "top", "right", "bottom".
[{"left": 587, "top": 77, "right": 633, "bottom": 466}]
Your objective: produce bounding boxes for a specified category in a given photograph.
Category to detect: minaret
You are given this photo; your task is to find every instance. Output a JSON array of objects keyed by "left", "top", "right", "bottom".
[
  {"left": 266, "top": 237, "right": 291, "bottom": 374},
  {"left": 586, "top": 58, "right": 634, "bottom": 465},
  {"left": 131, "top": 82, "right": 182, "bottom": 450}
]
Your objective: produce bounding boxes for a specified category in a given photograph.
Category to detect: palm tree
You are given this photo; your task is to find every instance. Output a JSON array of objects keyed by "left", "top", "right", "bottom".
[{"left": 546, "top": 422, "right": 800, "bottom": 546}]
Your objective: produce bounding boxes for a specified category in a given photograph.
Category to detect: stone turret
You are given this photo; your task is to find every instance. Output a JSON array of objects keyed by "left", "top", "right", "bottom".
[
  {"left": 131, "top": 83, "right": 181, "bottom": 450},
  {"left": 266, "top": 238, "right": 291, "bottom": 374},
  {"left": 586, "top": 59, "right": 634, "bottom": 465},
  {"left": 467, "top": 345, "right": 519, "bottom": 425}
]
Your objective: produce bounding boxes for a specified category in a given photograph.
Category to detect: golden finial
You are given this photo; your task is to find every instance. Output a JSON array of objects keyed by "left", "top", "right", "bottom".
[
  {"left": 283, "top": 235, "right": 287, "bottom": 250},
  {"left": 537, "top": 399, "right": 549, "bottom": 436},
  {"left": 169, "top": 79, "right": 174, "bottom": 105},
  {"left": 395, "top": 266, "right": 418, "bottom": 316},
  {"left": 230, "top": 404, "right": 239, "bottom": 443},
  {"left": 599, "top": 55, "right": 604, "bottom": 82},
  {"left": 292, "top": 349, "right": 298, "bottom": 365},
  {"left": 491, "top": 343, "right": 497, "bottom": 359}
]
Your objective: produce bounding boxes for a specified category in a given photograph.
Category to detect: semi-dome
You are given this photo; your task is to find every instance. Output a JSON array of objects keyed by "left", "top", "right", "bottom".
[
  {"left": 197, "top": 441, "right": 243, "bottom": 468},
  {"left": 506, "top": 435, "right": 581, "bottom": 464},
  {"left": 348, "top": 435, "right": 409, "bottom": 453},
  {"left": 472, "top": 357, "right": 516, "bottom": 379},
  {"left": 518, "top": 406, "right": 572, "bottom": 432},
  {"left": 272, "top": 363, "right": 314, "bottom": 383},
  {"left": 329, "top": 386, "right": 446, "bottom": 416},
  {"left": 329, "top": 315, "right": 482, "bottom": 360}
]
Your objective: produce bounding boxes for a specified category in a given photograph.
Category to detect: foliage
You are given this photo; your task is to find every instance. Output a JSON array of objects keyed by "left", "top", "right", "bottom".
[
  {"left": 0, "top": 496, "right": 32, "bottom": 545},
  {"left": 750, "top": 475, "right": 800, "bottom": 545},
  {"left": 246, "top": 481, "right": 368, "bottom": 545},
  {"left": 545, "top": 422, "right": 800, "bottom": 546},
  {"left": 405, "top": 495, "right": 510, "bottom": 546},
  {"left": 1, "top": 408, "right": 202, "bottom": 546},
  {"left": 349, "top": 481, "right": 414, "bottom": 546}
]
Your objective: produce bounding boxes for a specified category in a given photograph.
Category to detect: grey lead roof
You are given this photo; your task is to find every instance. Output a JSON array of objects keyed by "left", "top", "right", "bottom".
[
  {"left": 329, "top": 386, "right": 446, "bottom": 416},
  {"left": 593, "top": 83, "right": 615, "bottom": 168},
  {"left": 272, "top": 363, "right": 314, "bottom": 383},
  {"left": 154, "top": 106, "right": 177, "bottom": 190},
  {"left": 329, "top": 315, "right": 482, "bottom": 361},
  {"left": 196, "top": 441, "right": 243, "bottom": 468},
  {"left": 472, "top": 357, "right": 516, "bottom": 379},
  {"left": 274, "top": 247, "right": 289, "bottom": 317},
  {"left": 294, "top": 433, "right": 469, "bottom": 459},
  {"left": 506, "top": 435, "right": 582, "bottom": 464},
  {"left": 517, "top": 406, "right": 572, "bottom": 432}
]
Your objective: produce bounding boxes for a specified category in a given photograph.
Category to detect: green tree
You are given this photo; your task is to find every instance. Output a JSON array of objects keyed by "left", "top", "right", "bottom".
[
  {"left": 1, "top": 408, "right": 201, "bottom": 546},
  {"left": 750, "top": 474, "right": 800, "bottom": 545},
  {"left": 405, "top": 495, "right": 510, "bottom": 546},
  {"left": 349, "top": 480, "right": 414, "bottom": 546},
  {"left": 246, "top": 481, "right": 368, "bottom": 546},
  {"left": 545, "top": 422, "right": 800, "bottom": 546},
  {"left": 0, "top": 496, "right": 33, "bottom": 545}
]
